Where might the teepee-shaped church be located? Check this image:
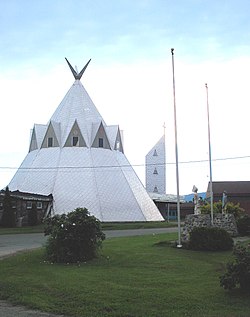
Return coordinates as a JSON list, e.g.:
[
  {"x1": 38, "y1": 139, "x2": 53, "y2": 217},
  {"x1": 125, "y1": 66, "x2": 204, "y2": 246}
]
[{"x1": 8, "y1": 58, "x2": 163, "y2": 222}]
